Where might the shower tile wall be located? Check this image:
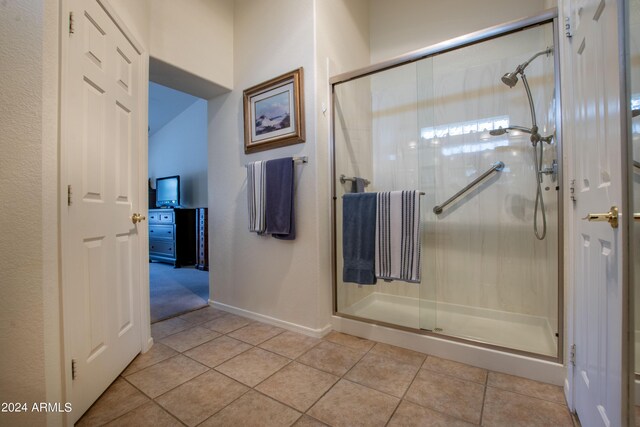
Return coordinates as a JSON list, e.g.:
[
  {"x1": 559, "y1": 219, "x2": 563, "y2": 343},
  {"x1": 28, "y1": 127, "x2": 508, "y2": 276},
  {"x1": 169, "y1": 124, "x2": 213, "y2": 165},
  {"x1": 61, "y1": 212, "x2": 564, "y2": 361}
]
[
  {"x1": 335, "y1": 23, "x2": 558, "y2": 355},
  {"x1": 419, "y1": 27, "x2": 558, "y2": 326}
]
